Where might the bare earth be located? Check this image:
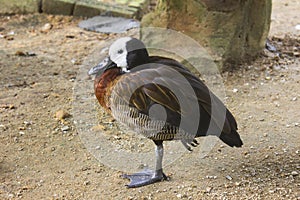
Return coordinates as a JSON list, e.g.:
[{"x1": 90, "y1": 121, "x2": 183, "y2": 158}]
[{"x1": 0, "y1": 0, "x2": 299, "y2": 199}]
